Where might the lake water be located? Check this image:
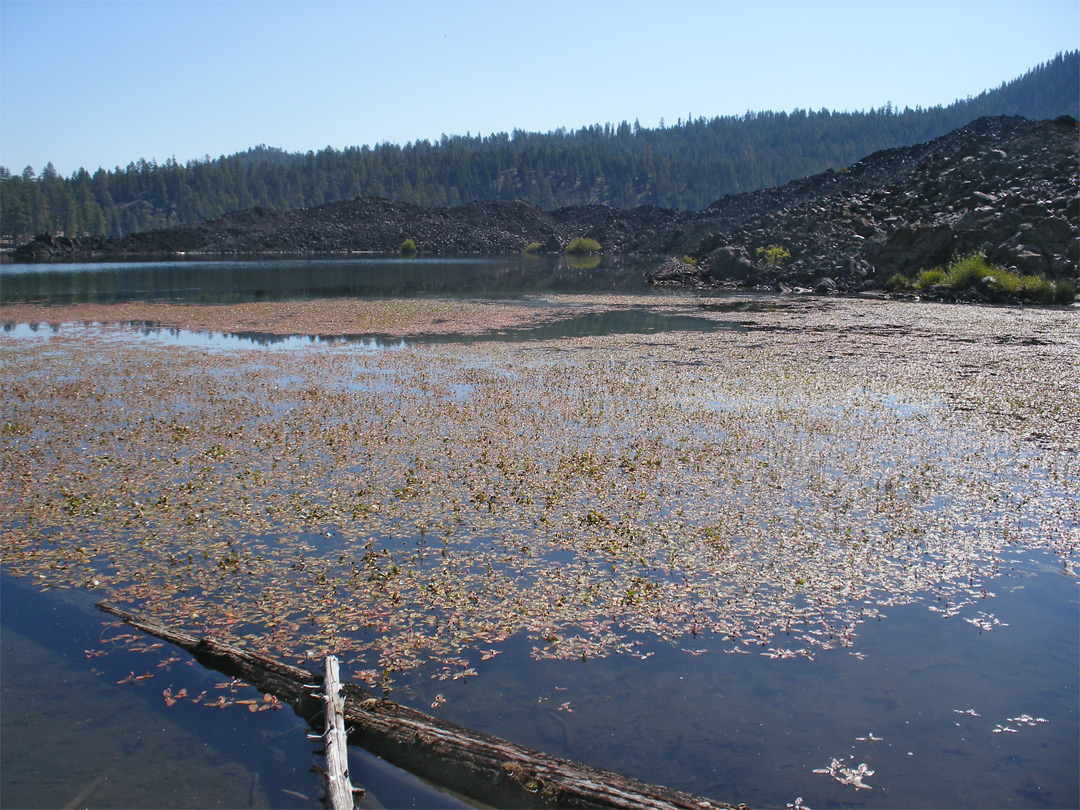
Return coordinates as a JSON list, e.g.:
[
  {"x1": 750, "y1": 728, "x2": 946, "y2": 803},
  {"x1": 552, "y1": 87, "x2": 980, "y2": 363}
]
[
  {"x1": 1, "y1": 256, "x2": 1077, "y2": 809},
  {"x1": 0, "y1": 254, "x2": 654, "y2": 304}
]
